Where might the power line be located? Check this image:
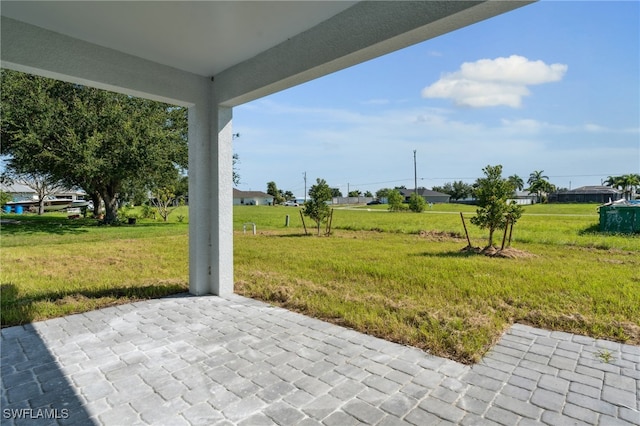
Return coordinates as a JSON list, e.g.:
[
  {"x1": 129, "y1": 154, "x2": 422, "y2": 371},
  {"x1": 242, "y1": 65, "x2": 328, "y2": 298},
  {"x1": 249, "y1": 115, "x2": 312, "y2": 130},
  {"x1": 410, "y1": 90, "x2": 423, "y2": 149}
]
[{"x1": 341, "y1": 173, "x2": 623, "y2": 189}]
